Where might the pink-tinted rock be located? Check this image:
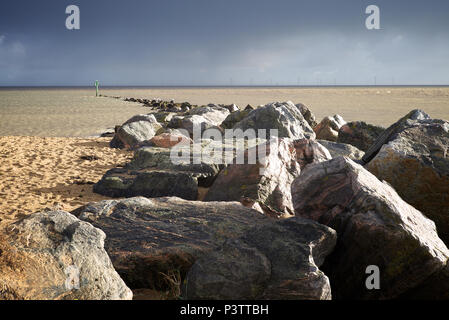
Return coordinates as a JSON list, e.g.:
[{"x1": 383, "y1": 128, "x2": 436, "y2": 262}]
[
  {"x1": 204, "y1": 138, "x2": 331, "y2": 216},
  {"x1": 149, "y1": 132, "x2": 192, "y2": 148},
  {"x1": 366, "y1": 118, "x2": 449, "y2": 245},
  {"x1": 291, "y1": 156, "x2": 449, "y2": 299},
  {"x1": 314, "y1": 115, "x2": 346, "y2": 142}
]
